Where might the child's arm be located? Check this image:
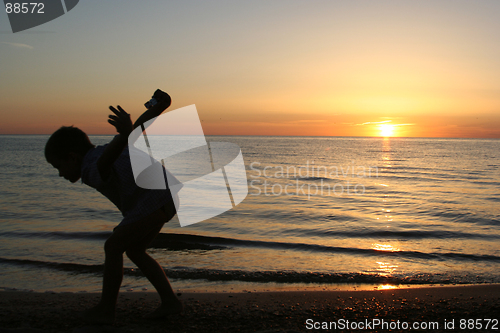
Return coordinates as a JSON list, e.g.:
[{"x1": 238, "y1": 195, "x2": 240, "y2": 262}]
[
  {"x1": 96, "y1": 106, "x2": 133, "y2": 181},
  {"x1": 96, "y1": 90, "x2": 171, "y2": 181}
]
